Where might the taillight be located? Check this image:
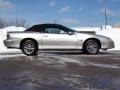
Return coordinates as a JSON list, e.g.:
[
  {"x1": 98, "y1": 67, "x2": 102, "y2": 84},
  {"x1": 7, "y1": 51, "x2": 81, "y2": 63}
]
[{"x1": 7, "y1": 34, "x2": 10, "y2": 39}]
